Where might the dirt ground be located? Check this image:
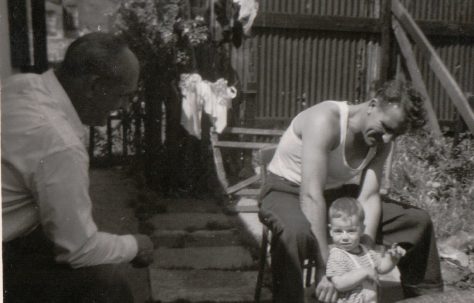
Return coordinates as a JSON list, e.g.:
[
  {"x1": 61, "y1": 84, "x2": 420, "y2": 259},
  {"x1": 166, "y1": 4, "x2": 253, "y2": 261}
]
[
  {"x1": 89, "y1": 167, "x2": 150, "y2": 303},
  {"x1": 89, "y1": 166, "x2": 474, "y2": 303}
]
